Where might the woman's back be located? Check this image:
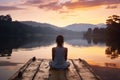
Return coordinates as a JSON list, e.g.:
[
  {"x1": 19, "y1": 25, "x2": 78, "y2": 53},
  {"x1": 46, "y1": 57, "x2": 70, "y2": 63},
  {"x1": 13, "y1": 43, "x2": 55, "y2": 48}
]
[{"x1": 53, "y1": 47, "x2": 66, "y2": 65}]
